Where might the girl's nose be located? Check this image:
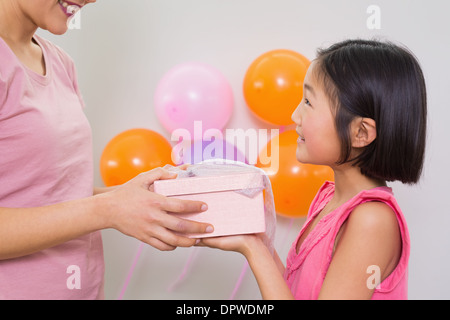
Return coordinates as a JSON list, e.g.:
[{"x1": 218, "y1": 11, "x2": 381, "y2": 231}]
[{"x1": 291, "y1": 103, "x2": 302, "y2": 126}]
